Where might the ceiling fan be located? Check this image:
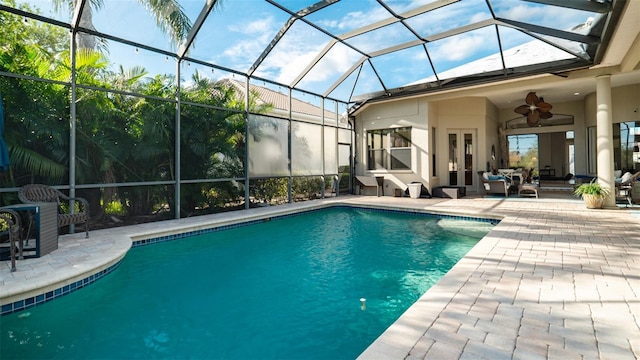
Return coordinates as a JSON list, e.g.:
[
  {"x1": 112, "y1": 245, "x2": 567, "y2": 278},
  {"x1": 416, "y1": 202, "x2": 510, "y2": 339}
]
[{"x1": 513, "y1": 92, "x2": 553, "y2": 127}]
